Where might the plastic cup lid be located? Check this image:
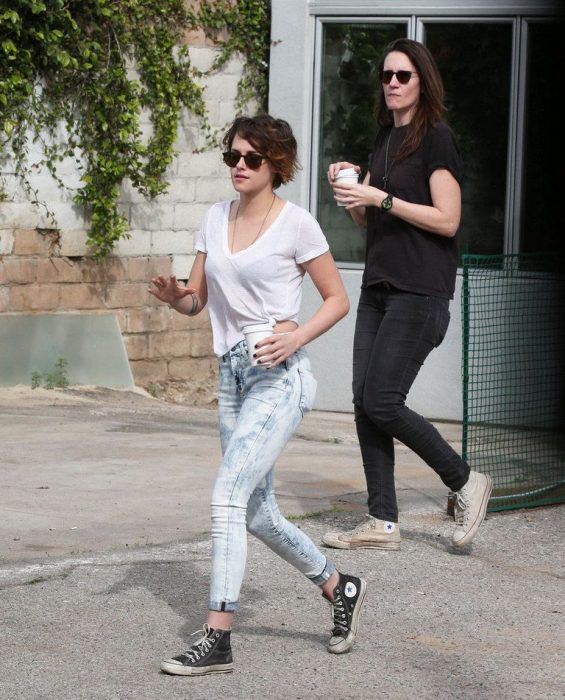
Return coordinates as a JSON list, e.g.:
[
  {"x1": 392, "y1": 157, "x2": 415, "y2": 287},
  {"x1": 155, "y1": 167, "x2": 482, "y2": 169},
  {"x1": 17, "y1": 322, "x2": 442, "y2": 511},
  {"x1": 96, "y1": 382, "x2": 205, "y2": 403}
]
[{"x1": 336, "y1": 167, "x2": 358, "y2": 179}]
